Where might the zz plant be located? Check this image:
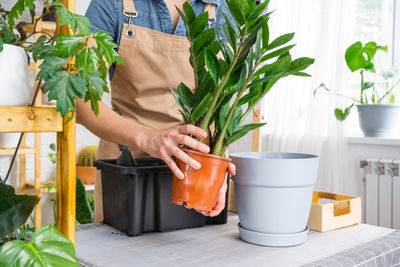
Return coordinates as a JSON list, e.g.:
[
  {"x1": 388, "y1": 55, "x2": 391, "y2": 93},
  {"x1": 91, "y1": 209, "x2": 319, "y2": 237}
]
[
  {"x1": 0, "y1": 0, "x2": 123, "y2": 119},
  {"x1": 171, "y1": 0, "x2": 314, "y2": 156}
]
